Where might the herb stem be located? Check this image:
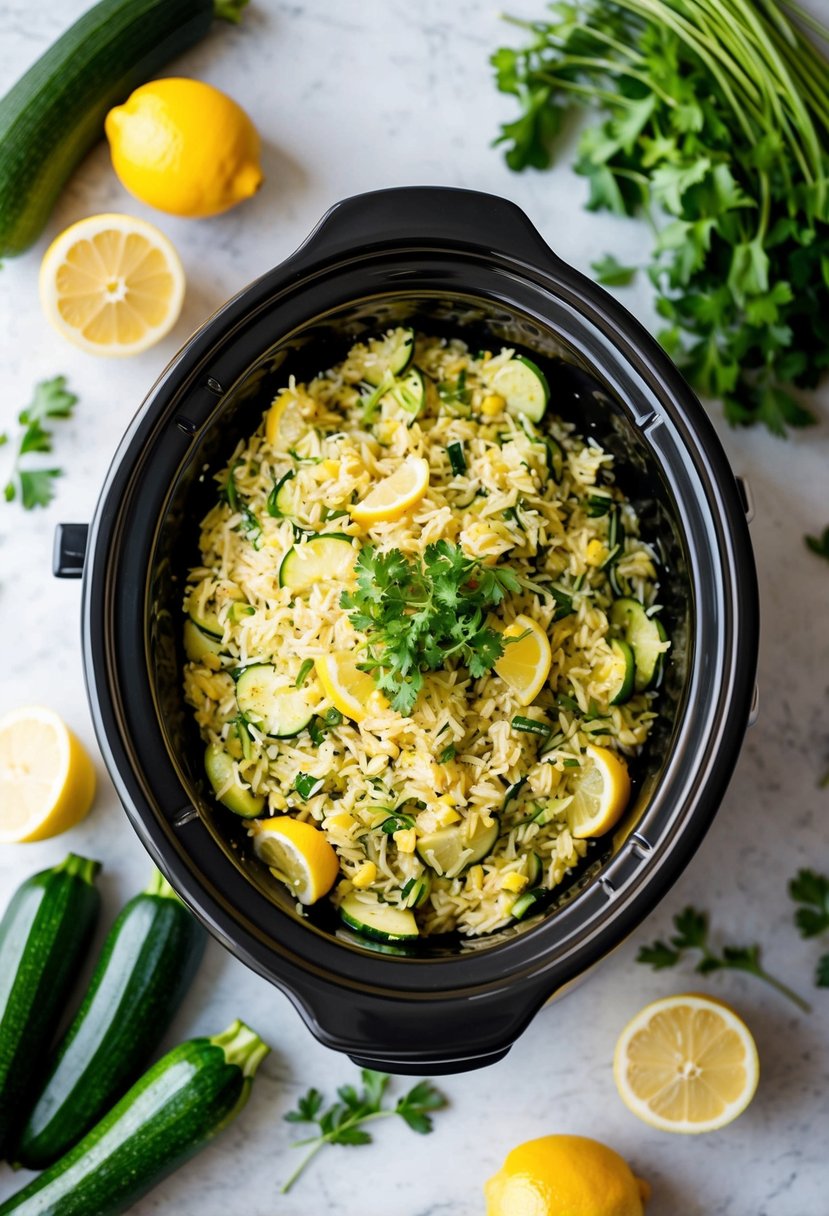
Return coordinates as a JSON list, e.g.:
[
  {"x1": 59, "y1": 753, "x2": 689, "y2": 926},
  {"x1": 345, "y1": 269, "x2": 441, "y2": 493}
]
[{"x1": 754, "y1": 967, "x2": 812, "y2": 1014}]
